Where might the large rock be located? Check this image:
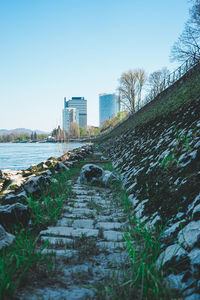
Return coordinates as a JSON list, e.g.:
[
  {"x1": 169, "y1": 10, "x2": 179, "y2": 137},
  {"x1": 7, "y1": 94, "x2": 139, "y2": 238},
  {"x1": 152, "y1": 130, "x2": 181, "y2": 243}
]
[
  {"x1": 54, "y1": 162, "x2": 69, "y2": 172},
  {"x1": 178, "y1": 221, "x2": 200, "y2": 249},
  {"x1": 79, "y1": 164, "x2": 119, "y2": 187},
  {"x1": 0, "y1": 225, "x2": 15, "y2": 250},
  {"x1": 79, "y1": 164, "x2": 104, "y2": 185},
  {"x1": 23, "y1": 175, "x2": 51, "y2": 194},
  {"x1": 1, "y1": 191, "x2": 28, "y2": 205},
  {"x1": 156, "y1": 244, "x2": 189, "y2": 272},
  {"x1": 0, "y1": 203, "x2": 30, "y2": 229}
]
